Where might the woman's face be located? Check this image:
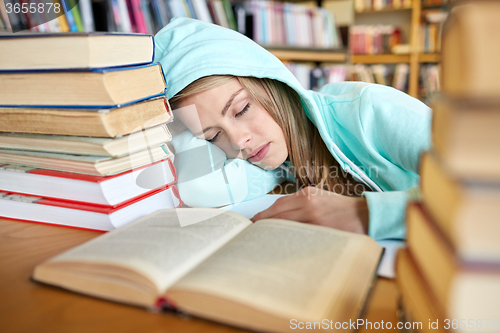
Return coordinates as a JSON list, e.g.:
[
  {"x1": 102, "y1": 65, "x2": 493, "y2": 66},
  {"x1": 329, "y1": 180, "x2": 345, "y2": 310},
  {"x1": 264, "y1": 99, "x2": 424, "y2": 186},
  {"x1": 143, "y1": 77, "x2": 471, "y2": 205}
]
[{"x1": 176, "y1": 79, "x2": 288, "y2": 170}]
